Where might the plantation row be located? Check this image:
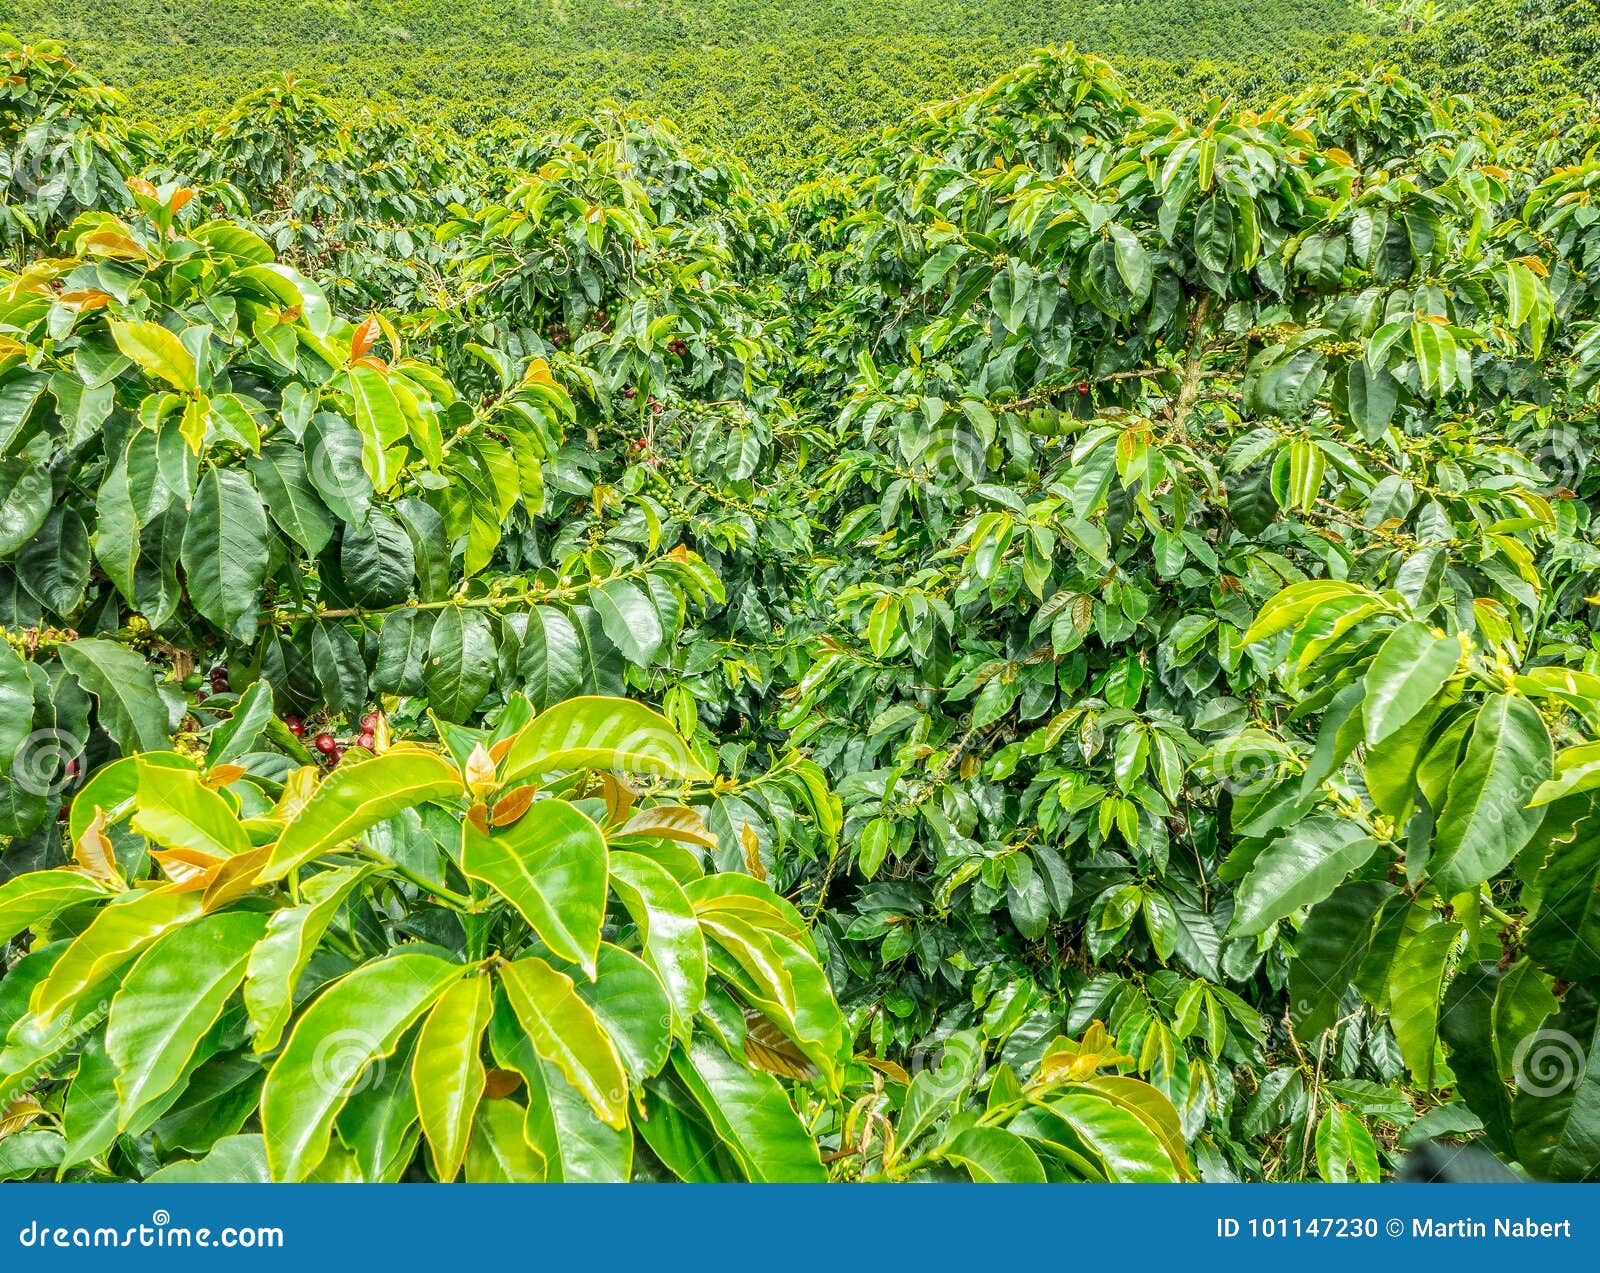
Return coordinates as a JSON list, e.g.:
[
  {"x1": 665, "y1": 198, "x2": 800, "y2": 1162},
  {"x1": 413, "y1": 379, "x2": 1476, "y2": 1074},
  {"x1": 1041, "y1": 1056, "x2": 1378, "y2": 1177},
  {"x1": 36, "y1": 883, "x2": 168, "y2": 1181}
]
[
  {"x1": 3, "y1": 0, "x2": 1597, "y2": 176},
  {"x1": 0, "y1": 33, "x2": 1599, "y2": 1183}
]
